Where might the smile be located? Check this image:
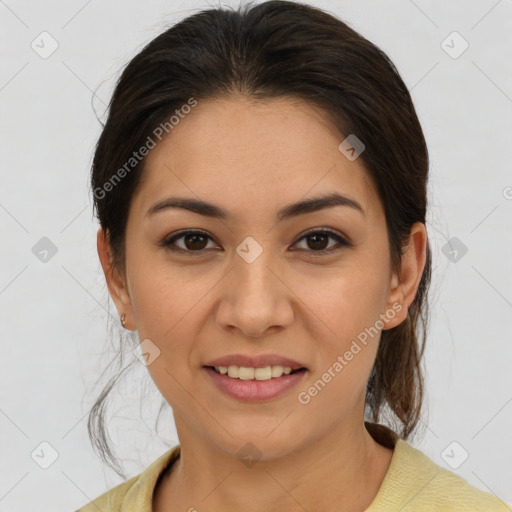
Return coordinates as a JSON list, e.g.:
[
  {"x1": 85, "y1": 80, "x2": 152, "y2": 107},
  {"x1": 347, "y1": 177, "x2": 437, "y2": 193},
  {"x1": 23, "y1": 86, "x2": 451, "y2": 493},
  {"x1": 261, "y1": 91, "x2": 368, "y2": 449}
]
[
  {"x1": 203, "y1": 366, "x2": 308, "y2": 401},
  {"x1": 211, "y1": 364, "x2": 303, "y2": 380}
]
